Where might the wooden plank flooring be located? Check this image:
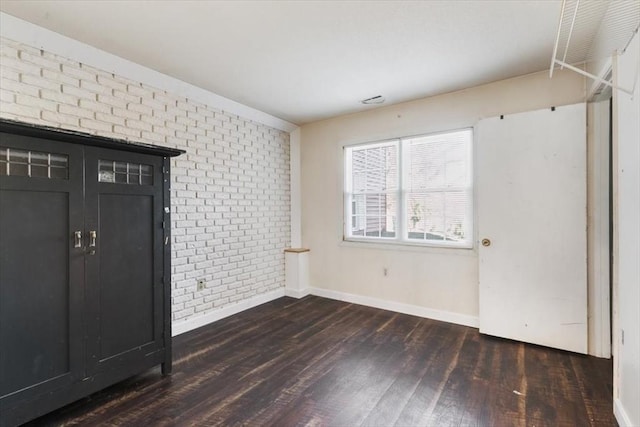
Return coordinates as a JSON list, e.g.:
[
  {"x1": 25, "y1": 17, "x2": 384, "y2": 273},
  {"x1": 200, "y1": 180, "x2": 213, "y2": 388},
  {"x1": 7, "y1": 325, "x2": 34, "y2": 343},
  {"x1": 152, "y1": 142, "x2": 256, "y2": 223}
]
[{"x1": 26, "y1": 296, "x2": 616, "y2": 426}]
